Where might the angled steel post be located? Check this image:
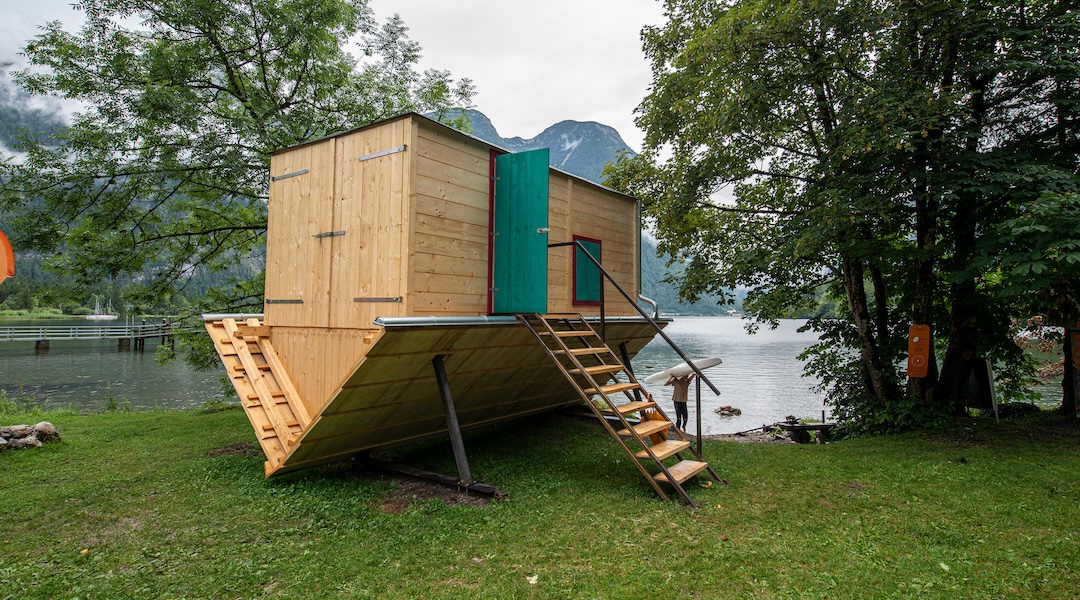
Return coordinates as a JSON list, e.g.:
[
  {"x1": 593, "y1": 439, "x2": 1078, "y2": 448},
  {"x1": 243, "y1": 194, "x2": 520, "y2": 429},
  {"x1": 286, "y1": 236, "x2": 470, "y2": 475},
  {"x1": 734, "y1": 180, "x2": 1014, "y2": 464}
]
[{"x1": 432, "y1": 354, "x2": 473, "y2": 485}]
